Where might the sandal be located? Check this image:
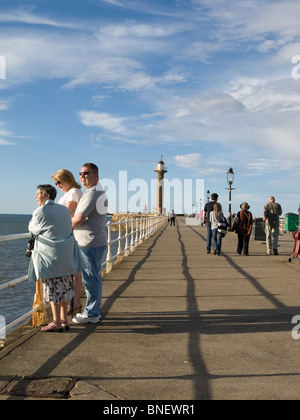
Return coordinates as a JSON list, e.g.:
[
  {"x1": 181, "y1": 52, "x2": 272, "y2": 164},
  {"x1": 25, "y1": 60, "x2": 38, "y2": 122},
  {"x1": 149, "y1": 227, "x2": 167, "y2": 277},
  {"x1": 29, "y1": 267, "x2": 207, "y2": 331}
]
[
  {"x1": 61, "y1": 322, "x2": 70, "y2": 331},
  {"x1": 41, "y1": 323, "x2": 63, "y2": 333}
]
